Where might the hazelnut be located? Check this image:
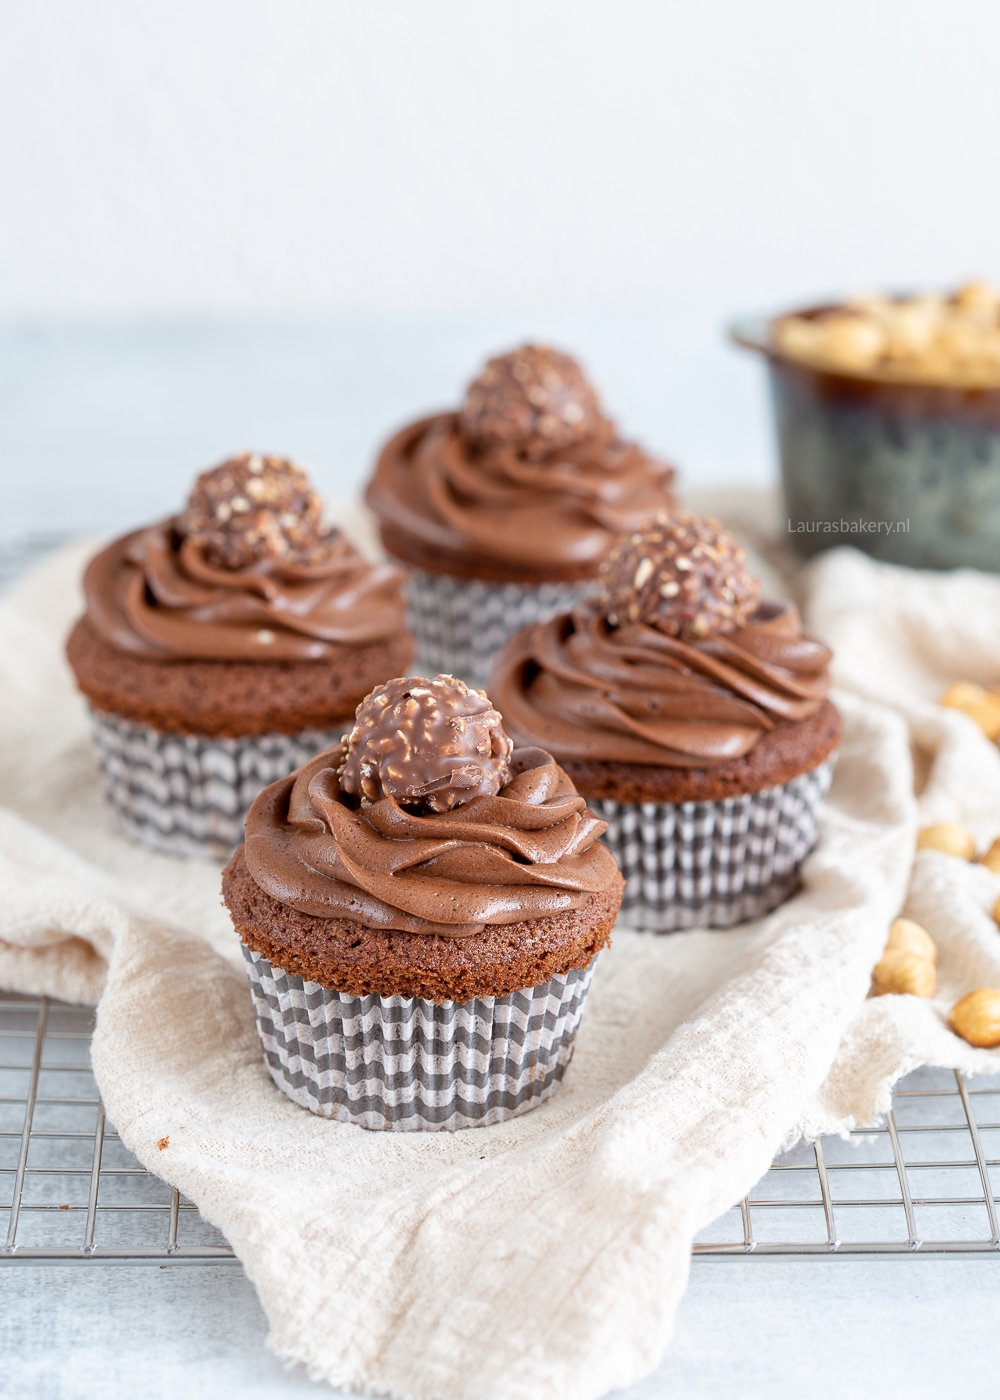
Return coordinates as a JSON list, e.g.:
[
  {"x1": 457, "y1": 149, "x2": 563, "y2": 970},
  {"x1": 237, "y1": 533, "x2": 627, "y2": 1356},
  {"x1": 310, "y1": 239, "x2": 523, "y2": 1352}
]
[
  {"x1": 939, "y1": 681, "x2": 1000, "y2": 741},
  {"x1": 770, "y1": 283, "x2": 1000, "y2": 387},
  {"x1": 949, "y1": 988, "x2": 1000, "y2": 1048},
  {"x1": 916, "y1": 822, "x2": 977, "y2": 860},
  {"x1": 980, "y1": 837, "x2": 1000, "y2": 875},
  {"x1": 871, "y1": 949, "x2": 936, "y2": 999},
  {"x1": 871, "y1": 919, "x2": 937, "y2": 998},
  {"x1": 817, "y1": 314, "x2": 886, "y2": 371},
  {"x1": 886, "y1": 917, "x2": 937, "y2": 963}
]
